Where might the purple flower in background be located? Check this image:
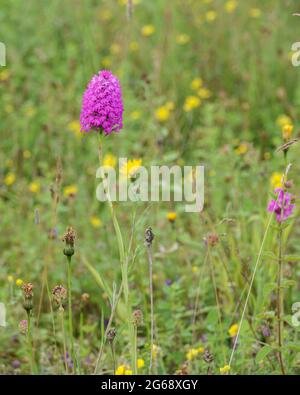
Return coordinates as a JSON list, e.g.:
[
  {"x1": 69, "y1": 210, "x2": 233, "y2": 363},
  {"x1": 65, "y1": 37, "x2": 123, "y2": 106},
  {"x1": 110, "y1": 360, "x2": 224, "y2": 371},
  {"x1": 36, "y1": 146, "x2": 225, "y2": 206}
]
[
  {"x1": 268, "y1": 188, "x2": 295, "y2": 223},
  {"x1": 80, "y1": 70, "x2": 123, "y2": 135},
  {"x1": 165, "y1": 279, "x2": 172, "y2": 286},
  {"x1": 12, "y1": 360, "x2": 21, "y2": 369}
]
